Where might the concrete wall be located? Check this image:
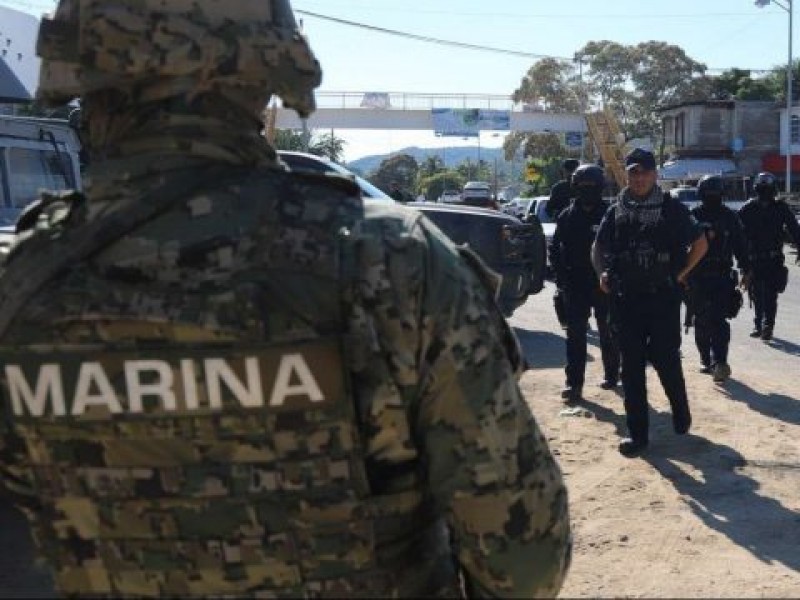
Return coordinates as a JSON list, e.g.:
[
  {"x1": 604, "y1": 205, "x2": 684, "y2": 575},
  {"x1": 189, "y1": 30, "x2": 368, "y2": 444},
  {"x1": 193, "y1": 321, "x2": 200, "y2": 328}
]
[
  {"x1": 737, "y1": 102, "x2": 779, "y2": 177},
  {"x1": 661, "y1": 101, "x2": 779, "y2": 176}
]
